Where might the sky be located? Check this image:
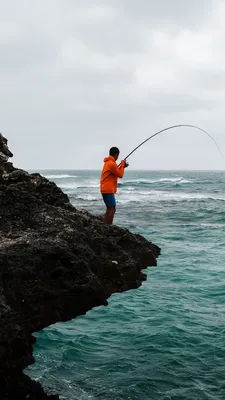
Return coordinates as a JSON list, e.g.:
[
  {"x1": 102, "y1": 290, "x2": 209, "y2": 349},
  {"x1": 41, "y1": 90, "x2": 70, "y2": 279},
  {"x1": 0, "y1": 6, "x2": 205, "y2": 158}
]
[{"x1": 1, "y1": 0, "x2": 225, "y2": 170}]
